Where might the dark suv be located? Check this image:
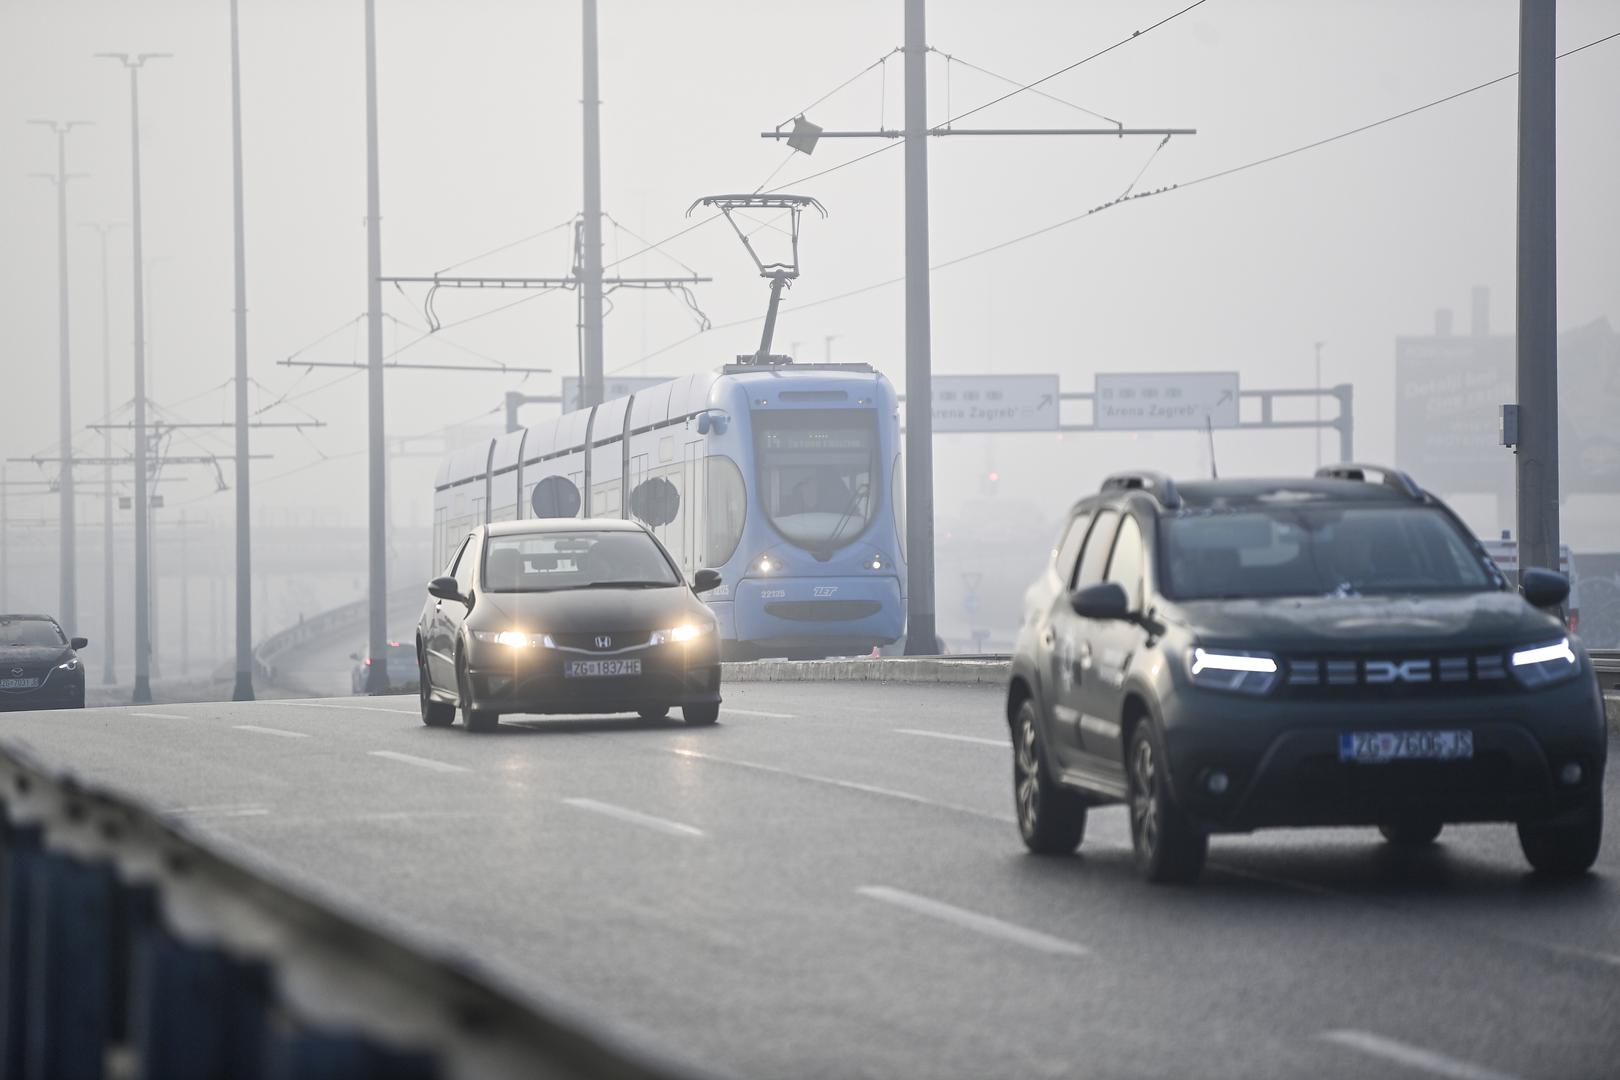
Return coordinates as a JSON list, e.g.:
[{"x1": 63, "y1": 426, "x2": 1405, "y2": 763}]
[{"x1": 1006, "y1": 466, "x2": 1606, "y2": 884}]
